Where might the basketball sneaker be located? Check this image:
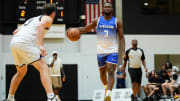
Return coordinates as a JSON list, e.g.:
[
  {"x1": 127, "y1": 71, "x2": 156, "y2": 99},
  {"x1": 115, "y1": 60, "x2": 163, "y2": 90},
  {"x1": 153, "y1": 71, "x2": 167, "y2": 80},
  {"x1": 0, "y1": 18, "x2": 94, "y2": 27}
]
[
  {"x1": 104, "y1": 95, "x2": 111, "y2": 101},
  {"x1": 4, "y1": 99, "x2": 15, "y2": 101},
  {"x1": 47, "y1": 95, "x2": 58, "y2": 101}
]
